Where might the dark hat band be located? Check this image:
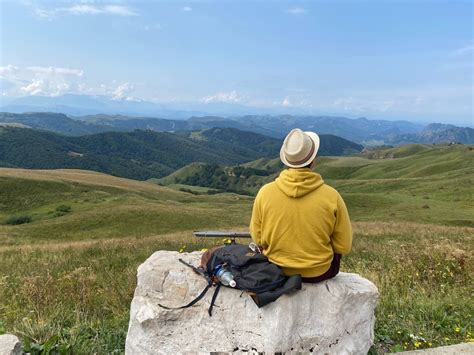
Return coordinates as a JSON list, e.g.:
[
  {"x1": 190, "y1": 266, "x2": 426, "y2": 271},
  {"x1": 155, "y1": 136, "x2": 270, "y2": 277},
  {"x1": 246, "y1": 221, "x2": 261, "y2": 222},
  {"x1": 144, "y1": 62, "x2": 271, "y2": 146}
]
[{"x1": 286, "y1": 139, "x2": 315, "y2": 165}]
